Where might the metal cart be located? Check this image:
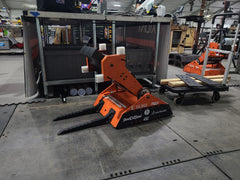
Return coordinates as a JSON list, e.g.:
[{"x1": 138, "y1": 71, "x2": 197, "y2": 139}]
[
  {"x1": 160, "y1": 12, "x2": 240, "y2": 104},
  {"x1": 160, "y1": 73, "x2": 229, "y2": 104}
]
